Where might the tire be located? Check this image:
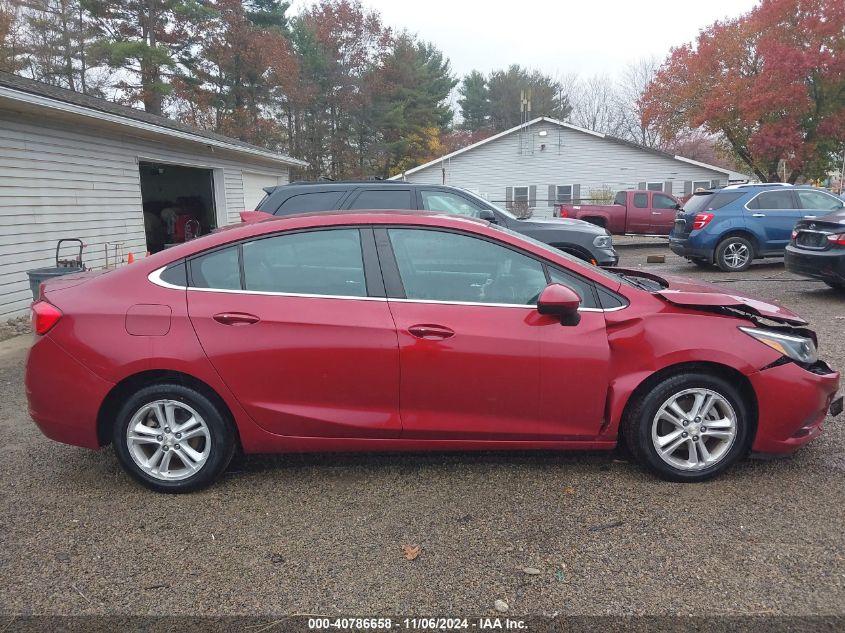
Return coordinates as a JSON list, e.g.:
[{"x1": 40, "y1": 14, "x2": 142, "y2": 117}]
[
  {"x1": 715, "y1": 236, "x2": 754, "y2": 272},
  {"x1": 112, "y1": 383, "x2": 235, "y2": 493},
  {"x1": 622, "y1": 372, "x2": 751, "y2": 482},
  {"x1": 690, "y1": 259, "x2": 711, "y2": 269}
]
